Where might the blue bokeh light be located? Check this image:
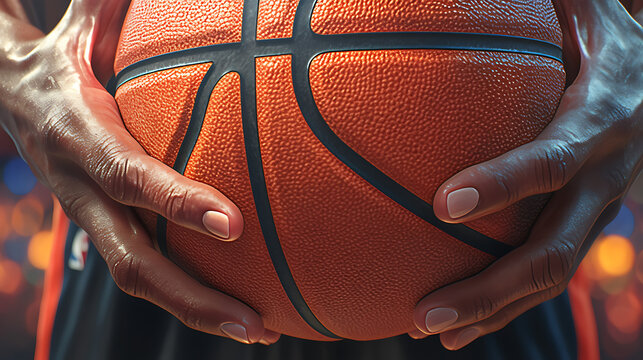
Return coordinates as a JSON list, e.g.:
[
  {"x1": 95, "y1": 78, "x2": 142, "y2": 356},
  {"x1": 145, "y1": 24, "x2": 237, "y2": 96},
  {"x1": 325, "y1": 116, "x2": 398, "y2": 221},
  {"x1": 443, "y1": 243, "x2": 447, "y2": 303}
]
[
  {"x1": 603, "y1": 205, "x2": 635, "y2": 238},
  {"x1": 3, "y1": 157, "x2": 37, "y2": 195},
  {"x1": 3, "y1": 238, "x2": 29, "y2": 263}
]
